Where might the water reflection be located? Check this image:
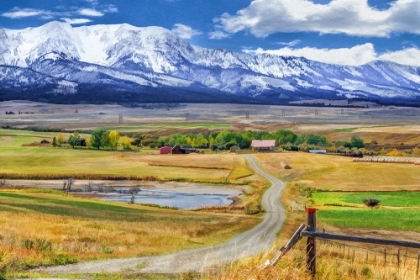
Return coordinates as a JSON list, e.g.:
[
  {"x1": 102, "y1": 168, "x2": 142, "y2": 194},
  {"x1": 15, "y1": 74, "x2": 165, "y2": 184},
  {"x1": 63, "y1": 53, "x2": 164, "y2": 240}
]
[{"x1": 97, "y1": 189, "x2": 233, "y2": 209}]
